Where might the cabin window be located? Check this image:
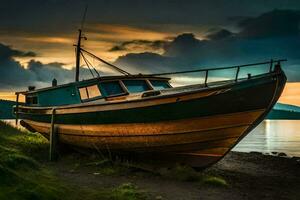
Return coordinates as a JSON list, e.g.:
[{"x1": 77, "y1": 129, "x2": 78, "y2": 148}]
[
  {"x1": 100, "y1": 81, "x2": 125, "y2": 96},
  {"x1": 122, "y1": 80, "x2": 151, "y2": 93},
  {"x1": 150, "y1": 80, "x2": 171, "y2": 90},
  {"x1": 79, "y1": 84, "x2": 101, "y2": 100},
  {"x1": 26, "y1": 96, "x2": 38, "y2": 105}
]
